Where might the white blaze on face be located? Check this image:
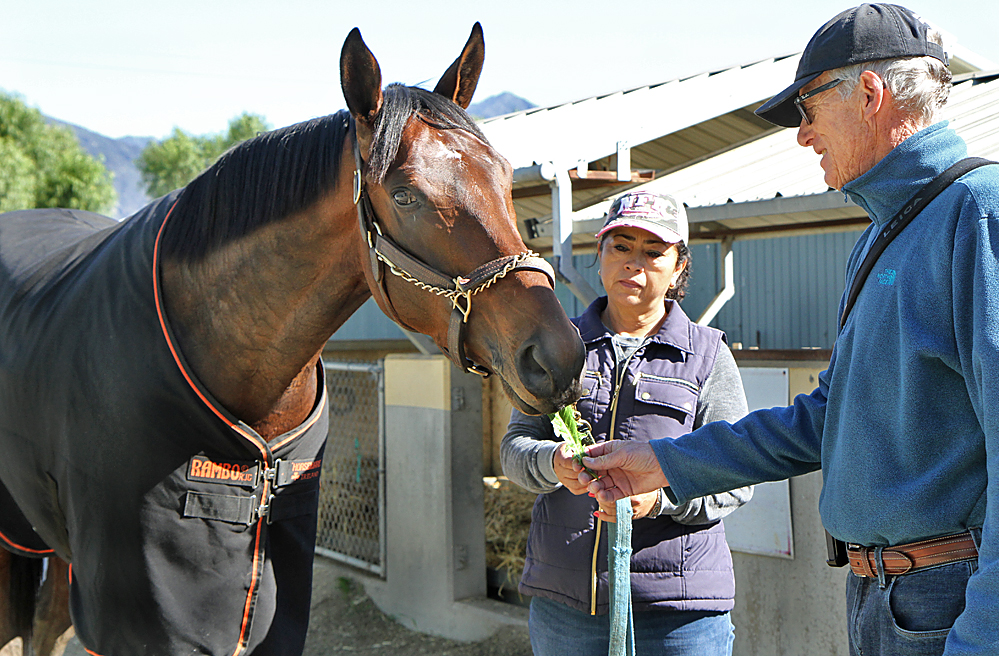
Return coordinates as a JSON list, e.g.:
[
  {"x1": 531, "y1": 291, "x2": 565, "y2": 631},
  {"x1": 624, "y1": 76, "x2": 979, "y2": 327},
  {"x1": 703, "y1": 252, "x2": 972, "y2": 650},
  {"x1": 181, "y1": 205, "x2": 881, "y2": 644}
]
[
  {"x1": 405, "y1": 129, "x2": 502, "y2": 233},
  {"x1": 415, "y1": 140, "x2": 472, "y2": 228},
  {"x1": 431, "y1": 140, "x2": 464, "y2": 162}
]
